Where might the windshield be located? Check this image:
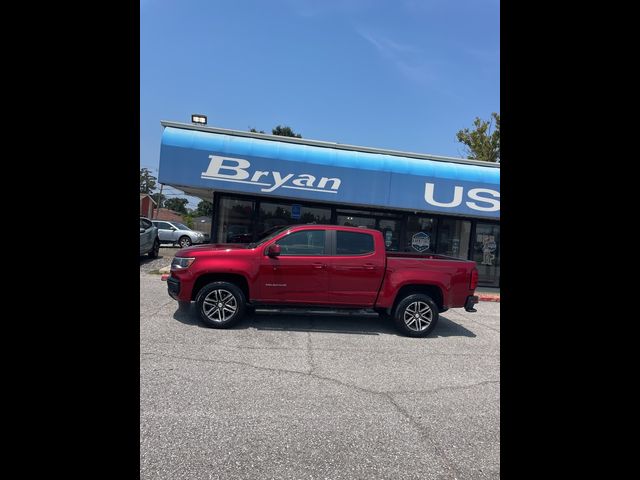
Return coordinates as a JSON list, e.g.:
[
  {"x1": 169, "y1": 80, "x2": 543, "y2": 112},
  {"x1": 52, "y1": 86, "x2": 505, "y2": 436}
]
[
  {"x1": 247, "y1": 226, "x2": 290, "y2": 249},
  {"x1": 173, "y1": 223, "x2": 191, "y2": 230}
]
